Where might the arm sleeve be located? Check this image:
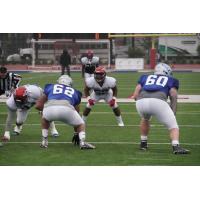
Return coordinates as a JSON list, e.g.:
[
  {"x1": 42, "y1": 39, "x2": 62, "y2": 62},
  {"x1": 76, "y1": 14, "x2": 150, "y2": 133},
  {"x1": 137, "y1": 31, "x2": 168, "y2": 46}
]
[{"x1": 110, "y1": 77, "x2": 117, "y2": 88}]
